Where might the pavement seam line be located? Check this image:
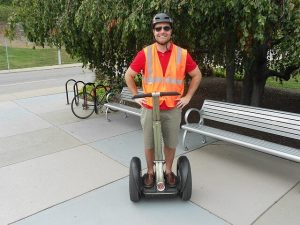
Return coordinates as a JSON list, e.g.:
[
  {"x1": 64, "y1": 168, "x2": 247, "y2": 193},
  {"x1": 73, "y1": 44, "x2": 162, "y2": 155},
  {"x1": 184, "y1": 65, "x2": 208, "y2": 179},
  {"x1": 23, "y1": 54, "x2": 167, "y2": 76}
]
[
  {"x1": 189, "y1": 200, "x2": 233, "y2": 225},
  {"x1": 250, "y1": 180, "x2": 300, "y2": 225},
  {"x1": 7, "y1": 176, "x2": 129, "y2": 225}
]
